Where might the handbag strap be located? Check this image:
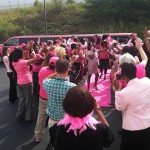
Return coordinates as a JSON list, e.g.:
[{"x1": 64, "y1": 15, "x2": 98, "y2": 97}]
[{"x1": 54, "y1": 126, "x2": 61, "y2": 150}]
